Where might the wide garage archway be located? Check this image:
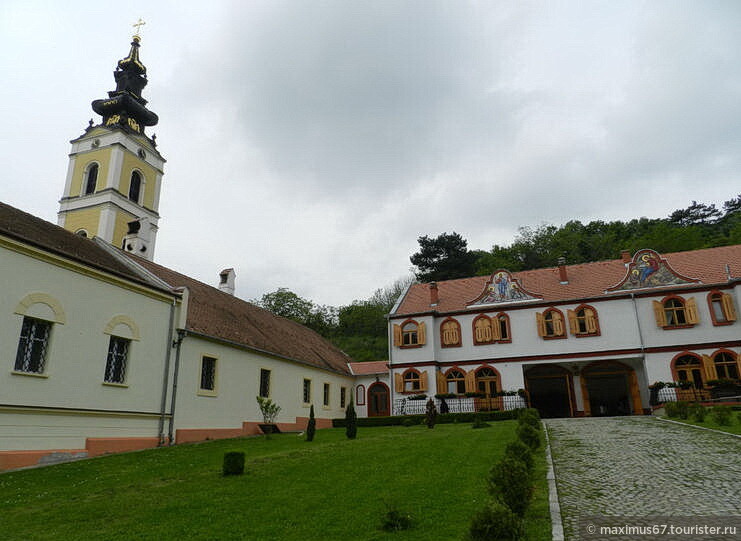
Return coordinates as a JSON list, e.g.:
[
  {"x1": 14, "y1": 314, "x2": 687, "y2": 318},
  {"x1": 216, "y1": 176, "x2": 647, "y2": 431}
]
[
  {"x1": 524, "y1": 364, "x2": 574, "y2": 418},
  {"x1": 580, "y1": 360, "x2": 642, "y2": 416}
]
